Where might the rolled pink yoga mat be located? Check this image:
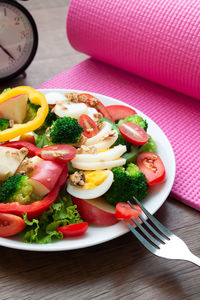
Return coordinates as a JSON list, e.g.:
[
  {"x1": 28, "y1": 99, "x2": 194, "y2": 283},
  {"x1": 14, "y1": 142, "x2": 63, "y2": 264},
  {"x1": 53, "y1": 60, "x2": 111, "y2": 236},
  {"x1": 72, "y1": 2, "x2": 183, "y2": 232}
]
[{"x1": 39, "y1": 0, "x2": 200, "y2": 211}]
